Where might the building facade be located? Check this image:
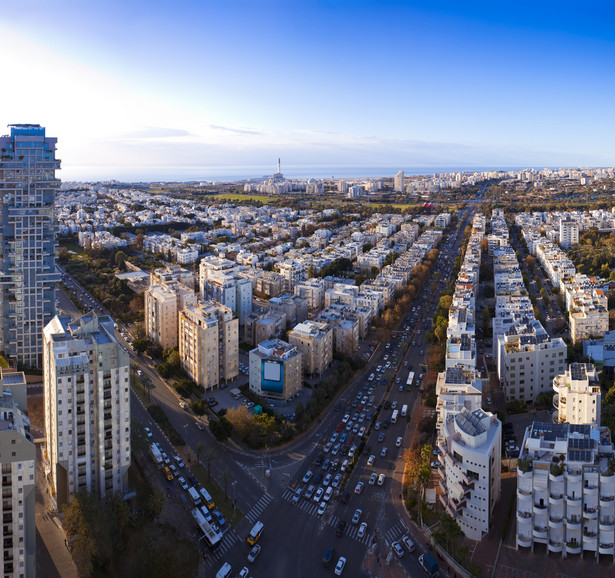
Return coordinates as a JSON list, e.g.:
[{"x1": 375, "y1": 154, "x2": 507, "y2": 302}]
[
  {"x1": 178, "y1": 302, "x2": 239, "y2": 390},
  {"x1": 288, "y1": 321, "x2": 333, "y2": 376},
  {"x1": 0, "y1": 124, "x2": 60, "y2": 367},
  {"x1": 553, "y1": 363, "x2": 601, "y2": 425},
  {"x1": 43, "y1": 314, "x2": 131, "y2": 507},
  {"x1": 0, "y1": 391, "x2": 36, "y2": 578},
  {"x1": 249, "y1": 339, "x2": 302, "y2": 401},
  {"x1": 516, "y1": 422, "x2": 615, "y2": 561}
]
